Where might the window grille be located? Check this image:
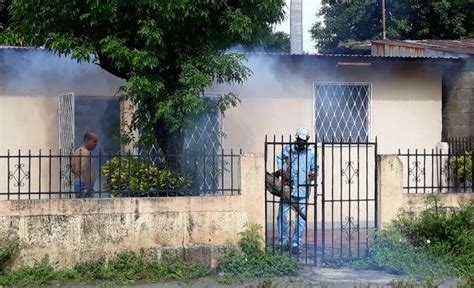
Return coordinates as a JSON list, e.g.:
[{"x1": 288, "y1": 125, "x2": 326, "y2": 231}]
[
  {"x1": 58, "y1": 92, "x2": 75, "y2": 196},
  {"x1": 314, "y1": 83, "x2": 370, "y2": 142},
  {"x1": 183, "y1": 94, "x2": 223, "y2": 194}
]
